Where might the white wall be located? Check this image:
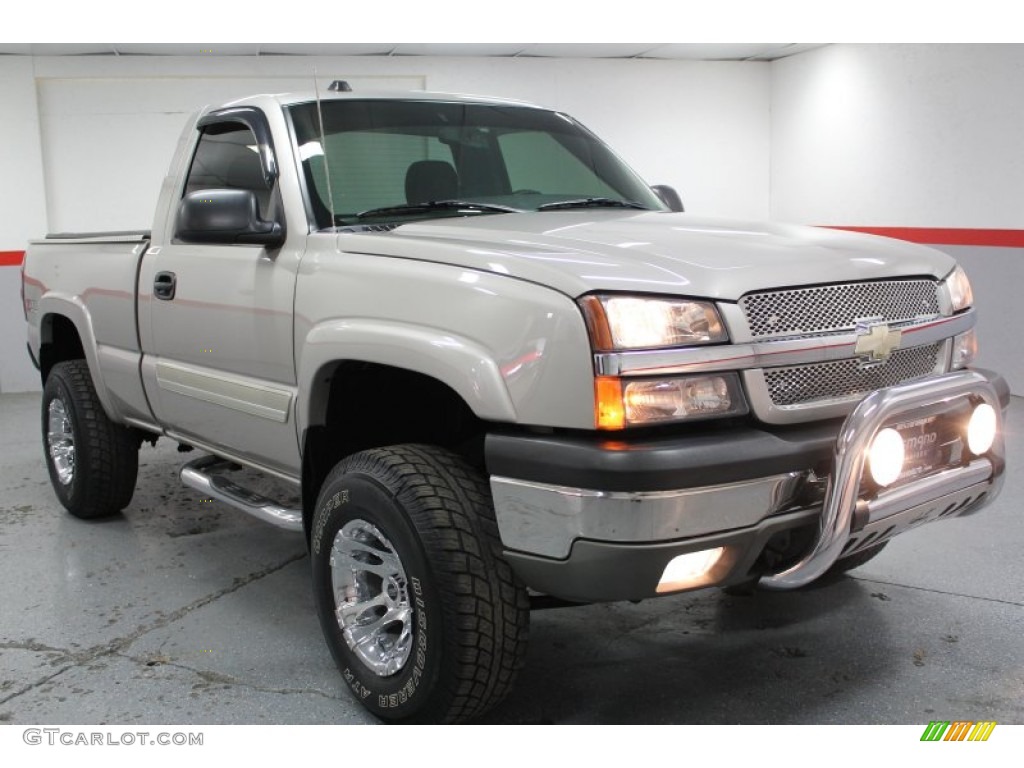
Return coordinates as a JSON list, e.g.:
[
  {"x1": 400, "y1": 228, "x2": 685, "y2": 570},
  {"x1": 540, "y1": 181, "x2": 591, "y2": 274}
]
[
  {"x1": 771, "y1": 44, "x2": 1024, "y2": 228},
  {"x1": 37, "y1": 73, "x2": 425, "y2": 233},
  {"x1": 0, "y1": 54, "x2": 771, "y2": 392},
  {"x1": 0, "y1": 57, "x2": 48, "y2": 393},
  {"x1": 32, "y1": 55, "x2": 771, "y2": 234},
  {"x1": 771, "y1": 44, "x2": 1024, "y2": 393}
]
